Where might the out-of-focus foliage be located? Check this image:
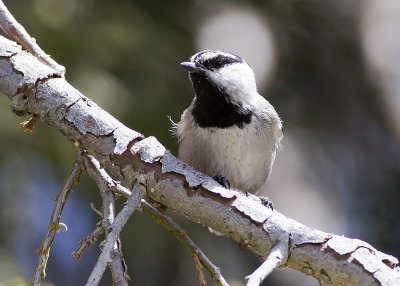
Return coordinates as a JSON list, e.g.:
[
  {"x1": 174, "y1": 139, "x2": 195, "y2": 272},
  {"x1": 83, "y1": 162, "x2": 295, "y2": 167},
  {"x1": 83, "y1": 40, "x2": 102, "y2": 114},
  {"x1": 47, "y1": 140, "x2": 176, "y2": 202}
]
[{"x1": 0, "y1": 0, "x2": 399, "y2": 285}]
